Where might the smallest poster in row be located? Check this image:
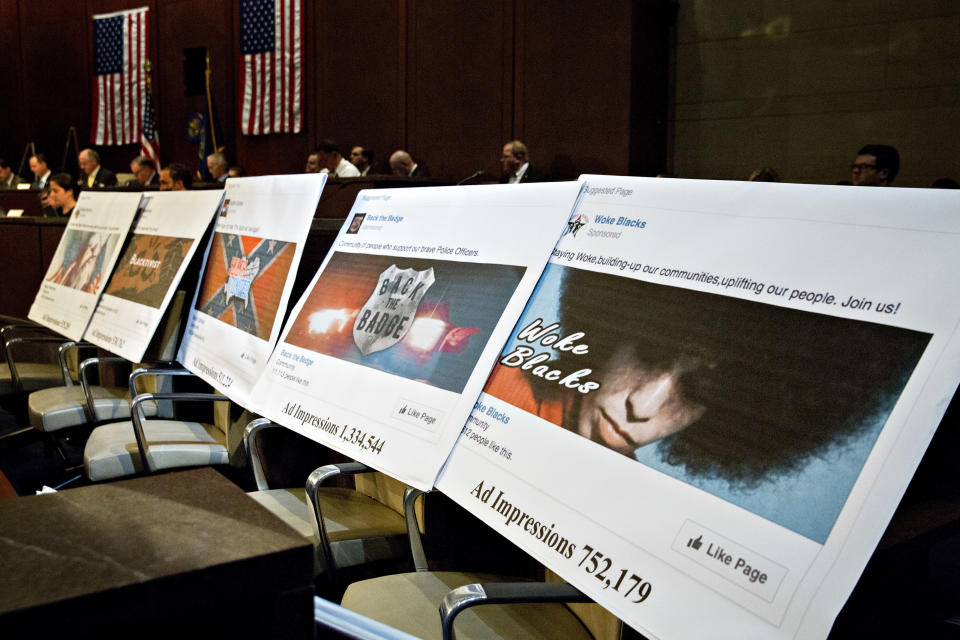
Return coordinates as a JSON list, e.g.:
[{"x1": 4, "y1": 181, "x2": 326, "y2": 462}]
[{"x1": 29, "y1": 191, "x2": 142, "y2": 341}]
